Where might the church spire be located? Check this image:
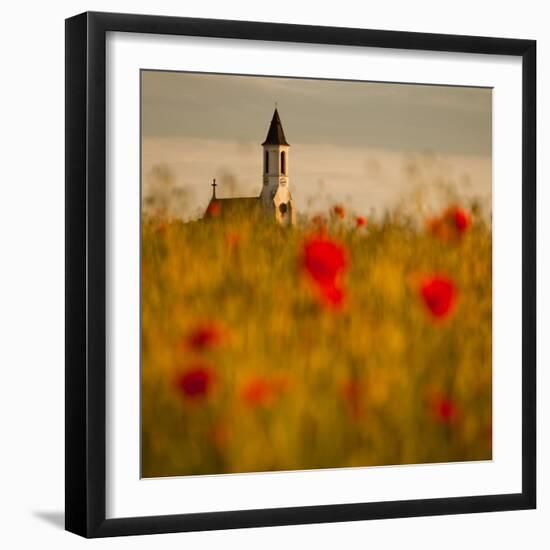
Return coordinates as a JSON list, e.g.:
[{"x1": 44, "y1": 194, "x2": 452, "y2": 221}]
[
  {"x1": 211, "y1": 178, "x2": 217, "y2": 199},
  {"x1": 262, "y1": 108, "x2": 290, "y2": 146},
  {"x1": 260, "y1": 108, "x2": 294, "y2": 226}
]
